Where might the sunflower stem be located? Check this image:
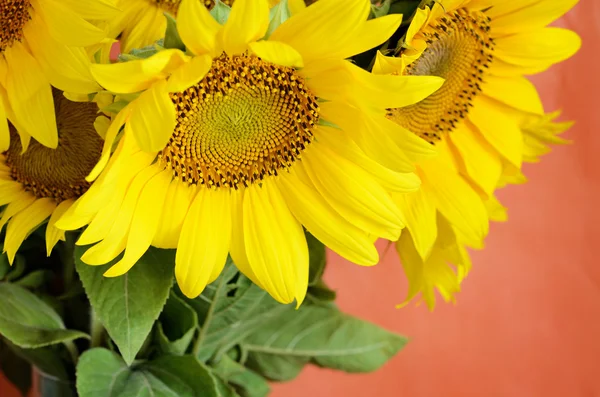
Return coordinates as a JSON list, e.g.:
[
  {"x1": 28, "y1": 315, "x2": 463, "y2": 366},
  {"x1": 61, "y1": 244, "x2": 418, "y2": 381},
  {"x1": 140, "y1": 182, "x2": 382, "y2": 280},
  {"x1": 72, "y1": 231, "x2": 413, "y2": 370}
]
[{"x1": 90, "y1": 309, "x2": 104, "y2": 348}]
